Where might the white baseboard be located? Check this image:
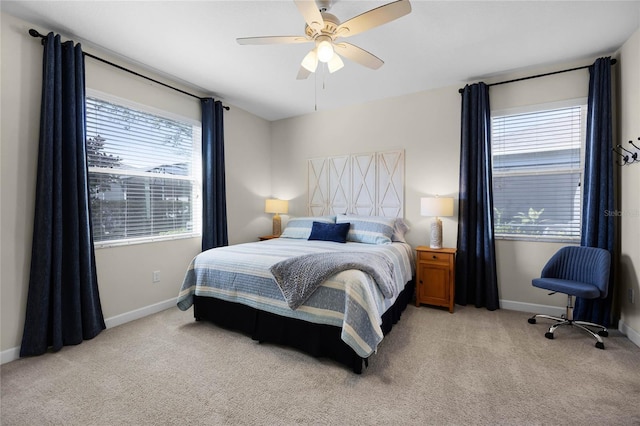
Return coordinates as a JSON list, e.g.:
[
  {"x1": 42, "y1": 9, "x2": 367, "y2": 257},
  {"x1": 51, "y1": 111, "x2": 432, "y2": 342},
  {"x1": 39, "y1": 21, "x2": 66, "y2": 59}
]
[
  {"x1": 103, "y1": 298, "x2": 177, "y2": 329},
  {"x1": 1, "y1": 347, "x2": 21, "y2": 365},
  {"x1": 1, "y1": 298, "x2": 177, "y2": 365},
  {"x1": 500, "y1": 299, "x2": 565, "y2": 317},
  {"x1": 618, "y1": 319, "x2": 640, "y2": 348}
]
